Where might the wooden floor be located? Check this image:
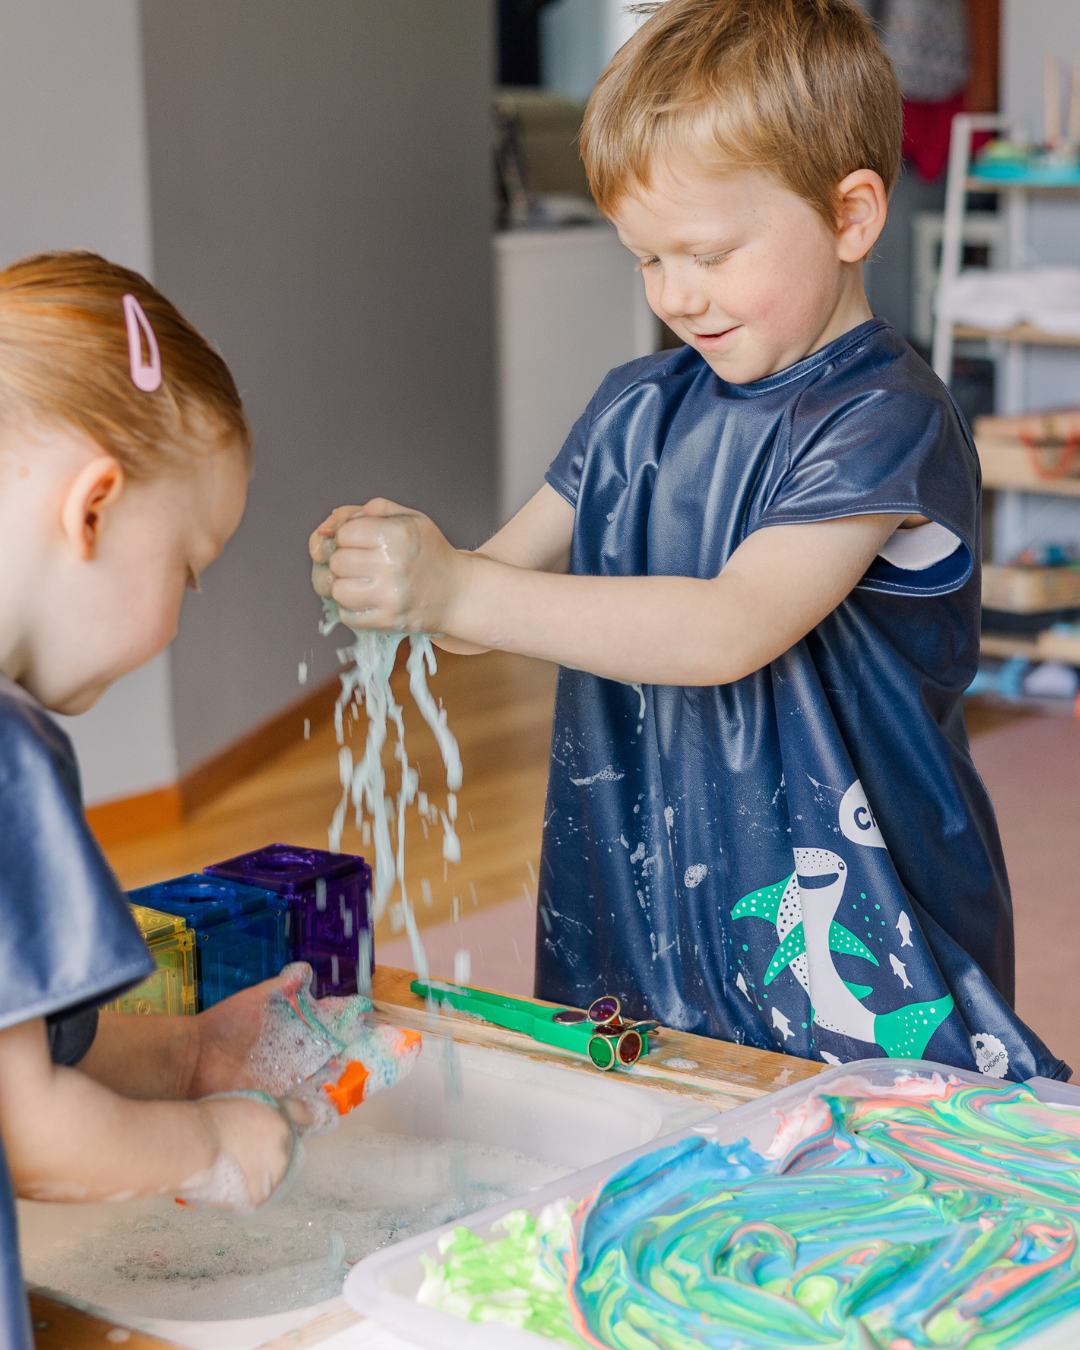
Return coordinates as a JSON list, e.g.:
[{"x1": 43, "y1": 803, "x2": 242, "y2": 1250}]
[
  {"x1": 101, "y1": 659, "x2": 1042, "y2": 952},
  {"x1": 104, "y1": 650, "x2": 558, "y2": 945}
]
